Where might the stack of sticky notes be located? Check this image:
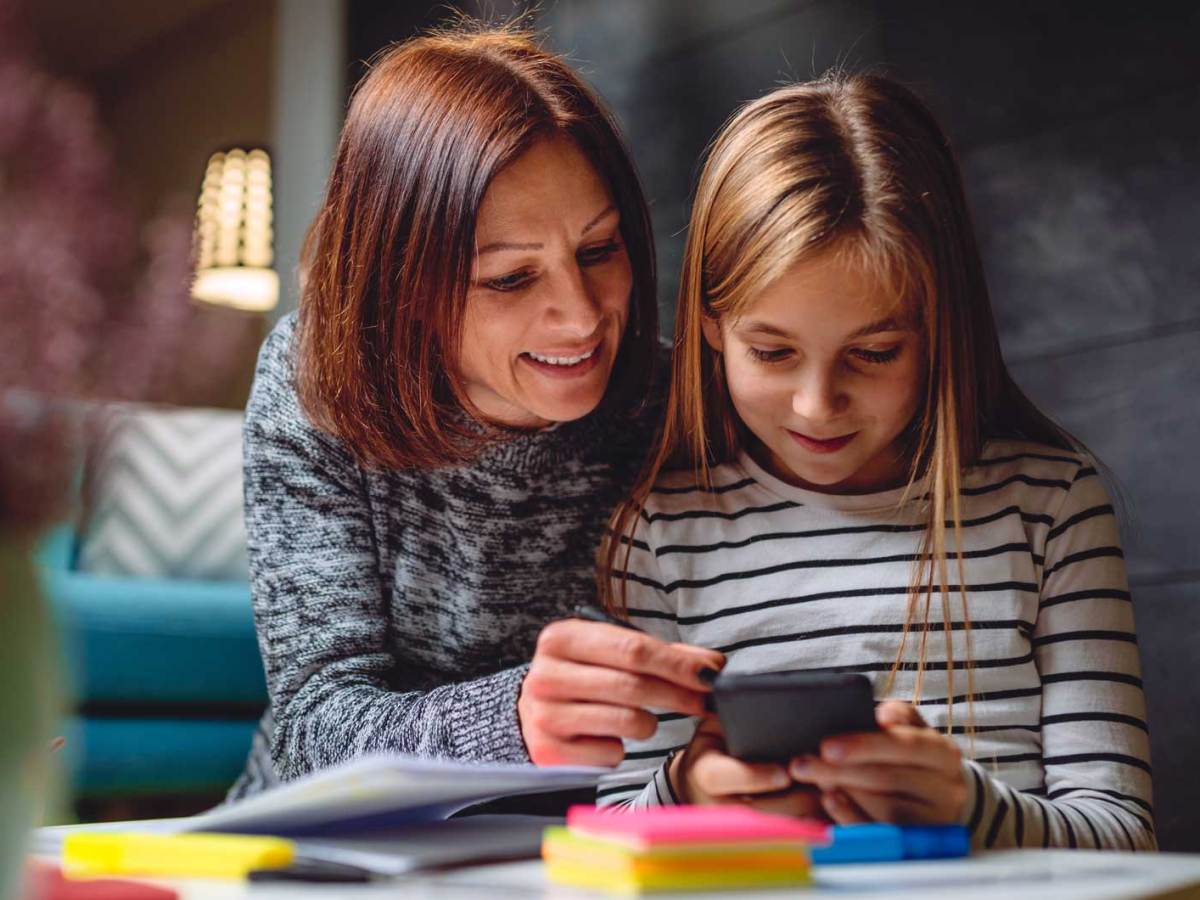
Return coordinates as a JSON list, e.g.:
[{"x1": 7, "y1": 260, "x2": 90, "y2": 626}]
[{"x1": 543, "y1": 805, "x2": 830, "y2": 893}]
